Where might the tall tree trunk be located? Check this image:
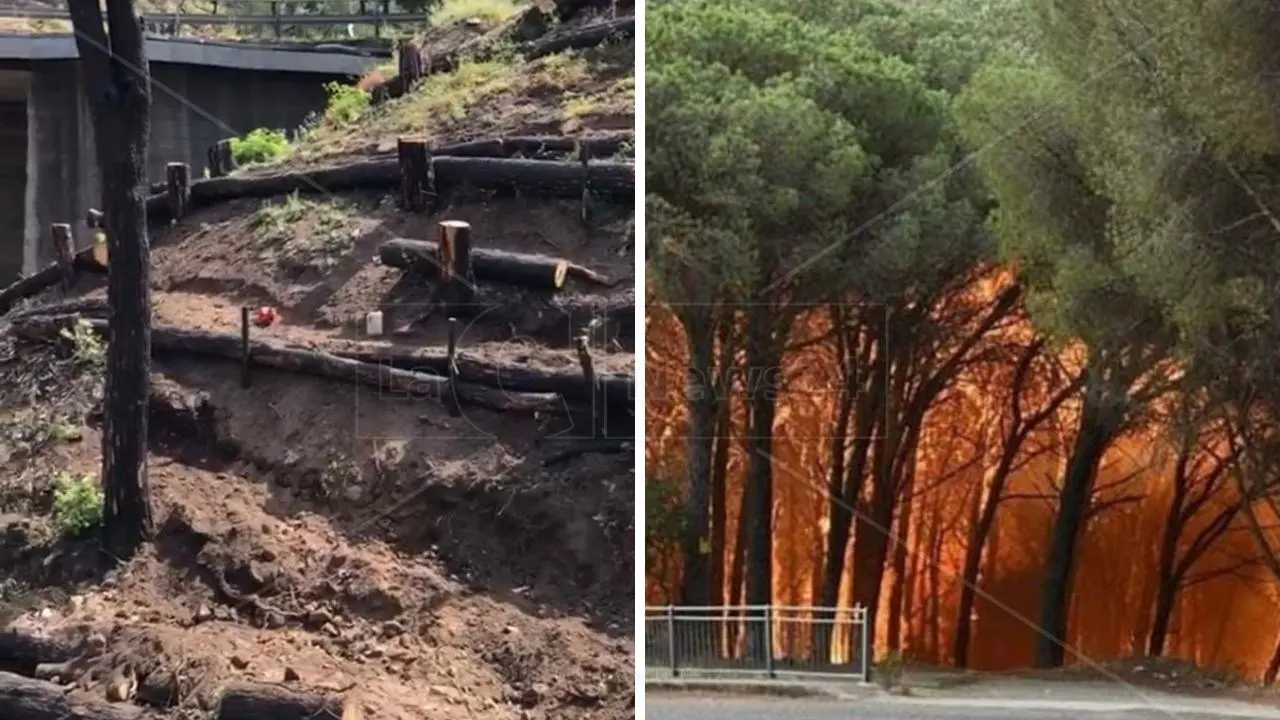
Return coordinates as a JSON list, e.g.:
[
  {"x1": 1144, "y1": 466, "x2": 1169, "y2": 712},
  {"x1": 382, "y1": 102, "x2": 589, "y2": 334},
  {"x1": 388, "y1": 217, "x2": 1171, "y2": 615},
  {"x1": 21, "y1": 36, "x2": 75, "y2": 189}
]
[
  {"x1": 886, "y1": 446, "x2": 917, "y2": 654},
  {"x1": 904, "y1": 506, "x2": 927, "y2": 651},
  {"x1": 679, "y1": 324, "x2": 716, "y2": 607},
  {"x1": 709, "y1": 431, "x2": 730, "y2": 604},
  {"x1": 742, "y1": 332, "x2": 780, "y2": 663},
  {"x1": 69, "y1": 0, "x2": 155, "y2": 560},
  {"x1": 850, "y1": 391, "x2": 924, "y2": 661},
  {"x1": 709, "y1": 323, "x2": 735, "y2": 609},
  {"x1": 1147, "y1": 444, "x2": 1189, "y2": 657},
  {"x1": 816, "y1": 340, "x2": 883, "y2": 663},
  {"x1": 727, "y1": 479, "x2": 749, "y2": 652},
  {"x1": 1035, "y1": 388, "x2": 1120, "y2": 668},
  {"x1": 926, "y1": 502, "x2": 944, "y2": 659},
  {"x1": 954, "y1": 438, "x2": 1022, "y2": 667}
]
